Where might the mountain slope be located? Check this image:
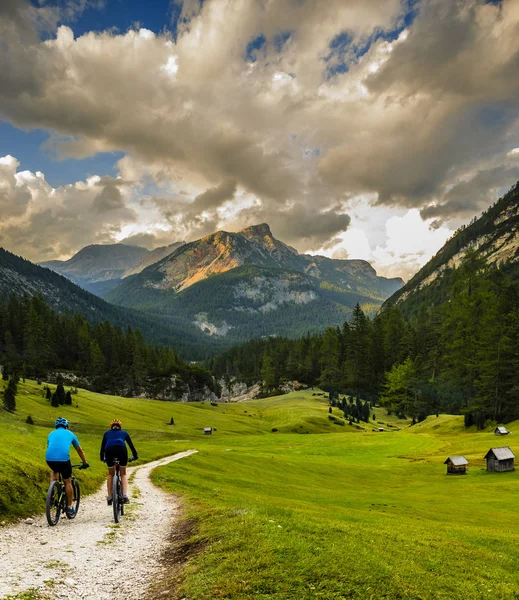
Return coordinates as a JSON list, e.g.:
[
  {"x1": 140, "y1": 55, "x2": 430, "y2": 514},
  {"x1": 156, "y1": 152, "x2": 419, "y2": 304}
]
[
  {"x1": 122, "y1": 242, "x2": 185, "y2": 278},
  {"x1": 0, "y1": 247, "x2": 219, "y2": 358},
  {"x1": 385, "y1": 181, "x2": 519, "y2": 314},
  {"x1": 105, "y1": 224, "x2": 402, "y2": 342}
]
